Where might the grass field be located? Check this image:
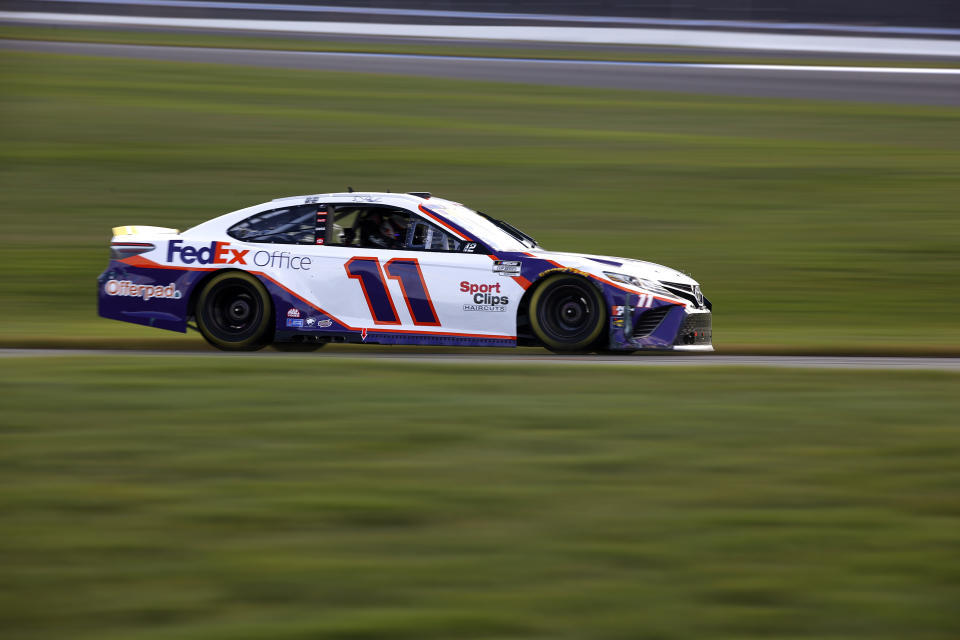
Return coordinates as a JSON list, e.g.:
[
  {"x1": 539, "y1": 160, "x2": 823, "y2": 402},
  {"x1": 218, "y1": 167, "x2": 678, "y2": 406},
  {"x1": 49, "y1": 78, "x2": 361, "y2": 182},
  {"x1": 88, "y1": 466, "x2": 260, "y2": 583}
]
[
  {"x1": 1, "y1": 50, "x2": 959, "y2": 352},
  {"x1": 2, "y1": 357, "x2": 959, "y2": 639}
]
